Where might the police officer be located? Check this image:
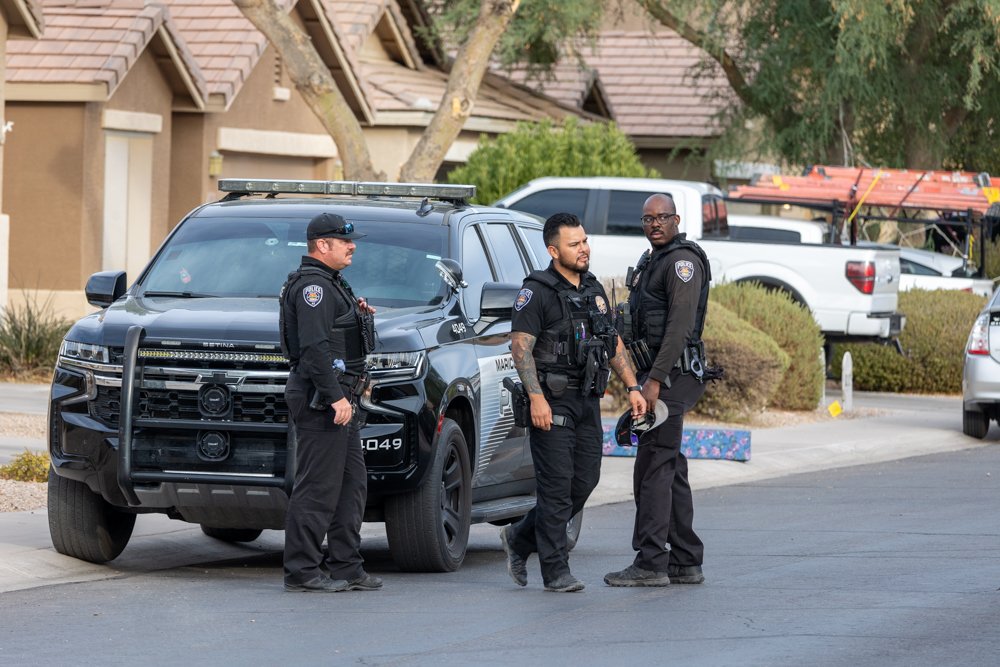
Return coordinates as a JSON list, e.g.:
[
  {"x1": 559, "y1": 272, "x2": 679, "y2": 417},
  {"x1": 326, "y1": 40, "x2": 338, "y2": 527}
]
[
  {"x1": 280, "y1": 212, "x2": 381, "y2": 593},
  {"x1": 502, "y1": 212, "x2": 646, "y2": 592},
  {"x1": 604, "y1": 193, "x2": 712, "y2": 587}
]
